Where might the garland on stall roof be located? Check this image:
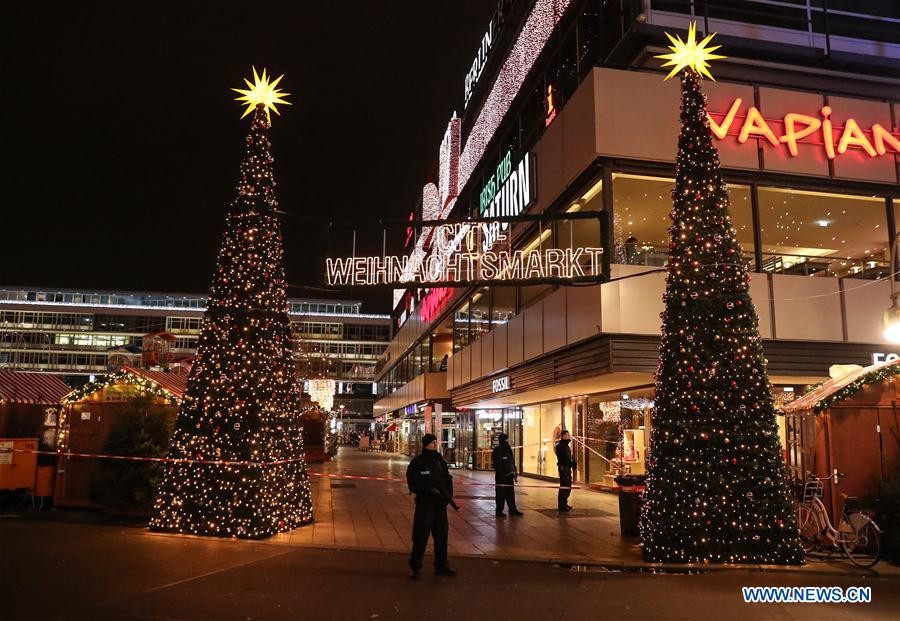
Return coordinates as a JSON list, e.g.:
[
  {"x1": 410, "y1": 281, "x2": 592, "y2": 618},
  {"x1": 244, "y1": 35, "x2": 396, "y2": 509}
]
[
  {"x1": 813, "y1": 363, "x2": 900, "y2": 413},
  {"x1": 62, "y1": 369, "x2": 180, "y2": 404}
]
